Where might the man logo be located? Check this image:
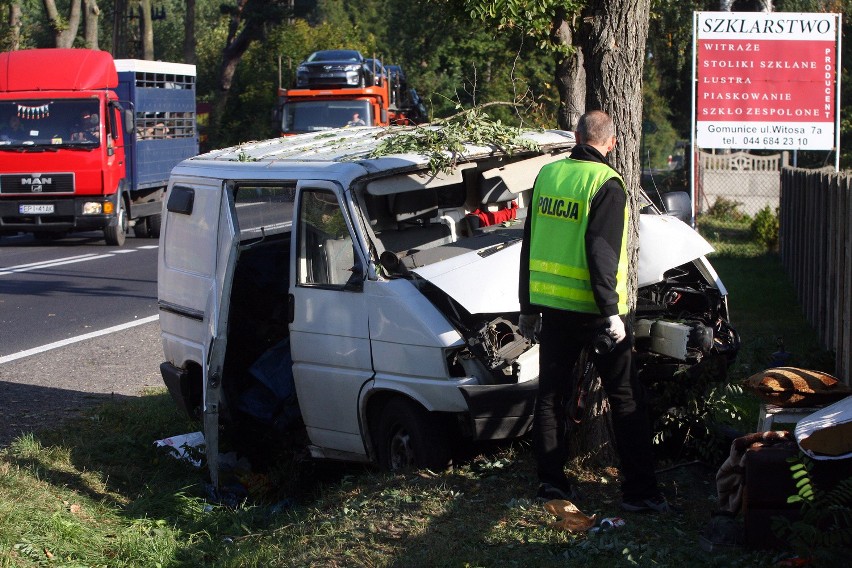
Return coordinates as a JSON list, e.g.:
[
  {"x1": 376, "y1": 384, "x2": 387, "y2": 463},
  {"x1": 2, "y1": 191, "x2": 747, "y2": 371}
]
[{"x1": 21, "y1": 175, "x2": 52, "y2": 192}]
